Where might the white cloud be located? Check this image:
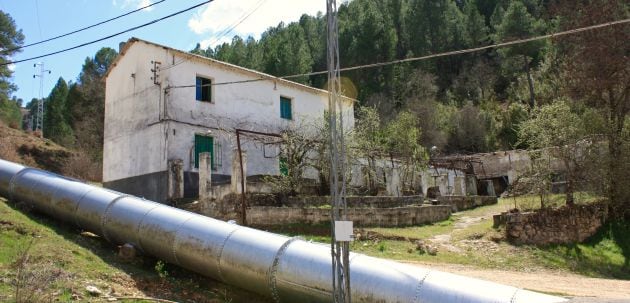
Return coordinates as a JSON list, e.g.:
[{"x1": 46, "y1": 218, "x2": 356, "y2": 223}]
[
  {"x1": 113, "y1": 0, "x2": 154, "y2": 11},
  {"x1": 188, "y1": 0, "x2": 326, "y2": 48},
  {"x1": 7, "y1": 64, "x2": 16, "y2": 72}
]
